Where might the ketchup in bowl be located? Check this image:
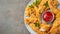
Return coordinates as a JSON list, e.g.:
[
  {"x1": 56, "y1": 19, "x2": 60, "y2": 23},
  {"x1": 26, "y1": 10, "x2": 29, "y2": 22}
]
[{"x1": 43, "y1": 11, "x2": 54, "y2": 23}]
